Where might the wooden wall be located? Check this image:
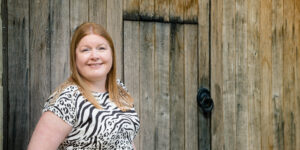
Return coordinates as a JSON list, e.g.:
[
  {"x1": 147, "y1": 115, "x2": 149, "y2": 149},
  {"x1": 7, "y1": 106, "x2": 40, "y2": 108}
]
[
  {"x1": 2, "y1": 0, "x2": 300, "y2": 150},
  {"x1": 211, "y1": 0, "x2": 300, "y2": 149}
]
